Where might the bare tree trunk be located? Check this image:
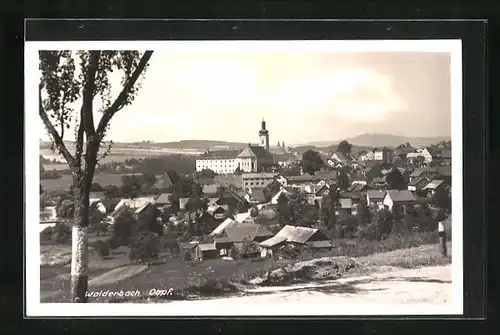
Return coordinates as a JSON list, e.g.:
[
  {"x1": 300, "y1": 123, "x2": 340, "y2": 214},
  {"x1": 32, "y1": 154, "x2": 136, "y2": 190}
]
[{"x1": 70, "y1": 178, "x2": 90, "y2": 302}]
